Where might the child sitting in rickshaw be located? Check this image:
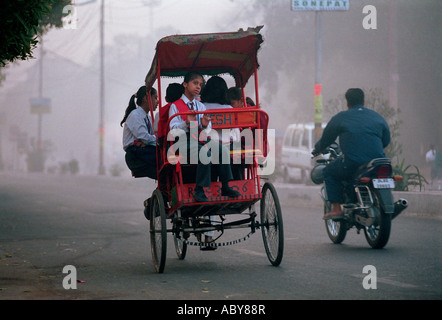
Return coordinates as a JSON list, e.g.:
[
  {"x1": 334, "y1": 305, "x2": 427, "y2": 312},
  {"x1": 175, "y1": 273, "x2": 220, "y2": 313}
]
[
  {"x1": 121, "y1": 86, "x2": 159, "y2": 179},
  {"x1": 167, "y1": 71, "x2": 241, "y2": 203}
]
